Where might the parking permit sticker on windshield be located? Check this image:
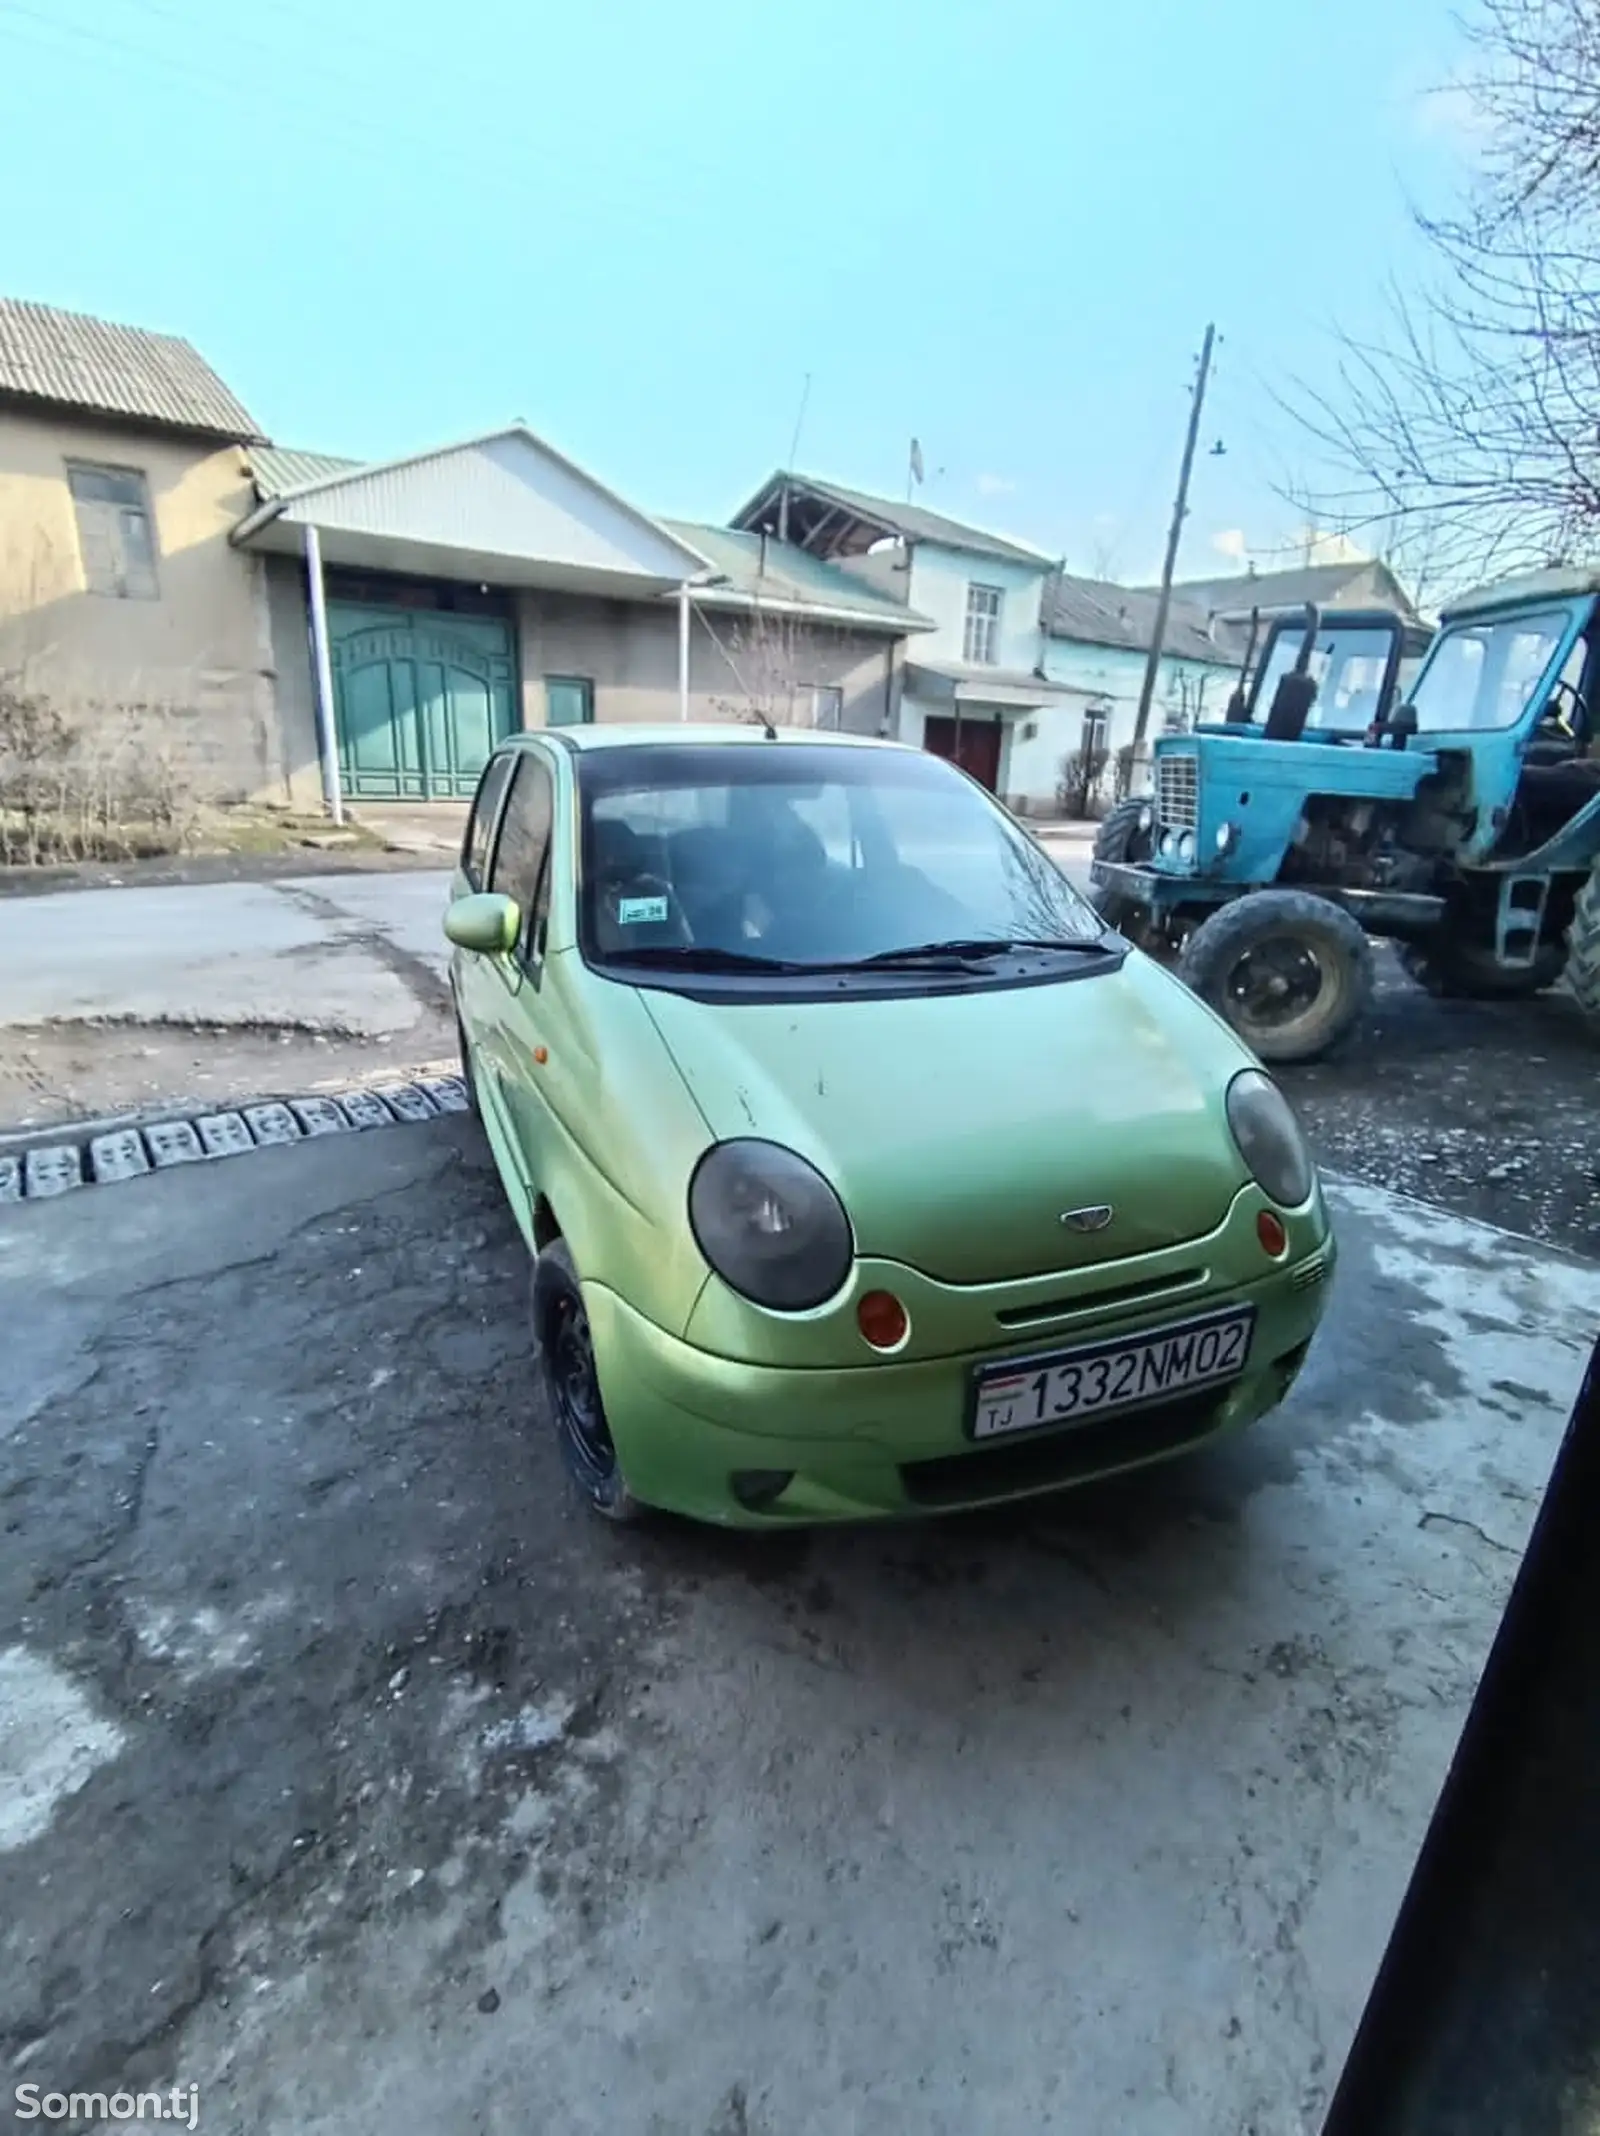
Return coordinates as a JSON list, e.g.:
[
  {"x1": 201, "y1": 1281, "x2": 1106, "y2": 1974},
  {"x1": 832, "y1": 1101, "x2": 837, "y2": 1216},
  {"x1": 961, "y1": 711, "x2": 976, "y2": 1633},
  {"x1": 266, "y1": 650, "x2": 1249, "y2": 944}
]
[{"x1": 617, "y1": 895, "x2": 669, "y2": 925}]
